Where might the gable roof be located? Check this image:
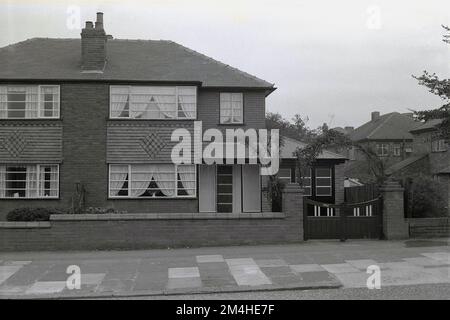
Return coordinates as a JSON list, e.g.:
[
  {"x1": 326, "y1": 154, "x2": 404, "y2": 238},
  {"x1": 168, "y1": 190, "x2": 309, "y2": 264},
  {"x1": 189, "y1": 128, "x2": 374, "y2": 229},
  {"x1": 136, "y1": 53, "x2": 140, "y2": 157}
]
[
  {"x1": 410, "y1": 118, "x2": 444, "y2": 133},
  {"x1": 0, "y1": 38, "x2": 274, "y2": 89},
  {"x1": 385, "y1": 153, "x2": 428, "y2": 175},
  {"x1": 280, "y1": 136, "x2": 347, "y2": 160},
  {"x1": 348, "y1": 112, "x2": 420, "y2": 142}
]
